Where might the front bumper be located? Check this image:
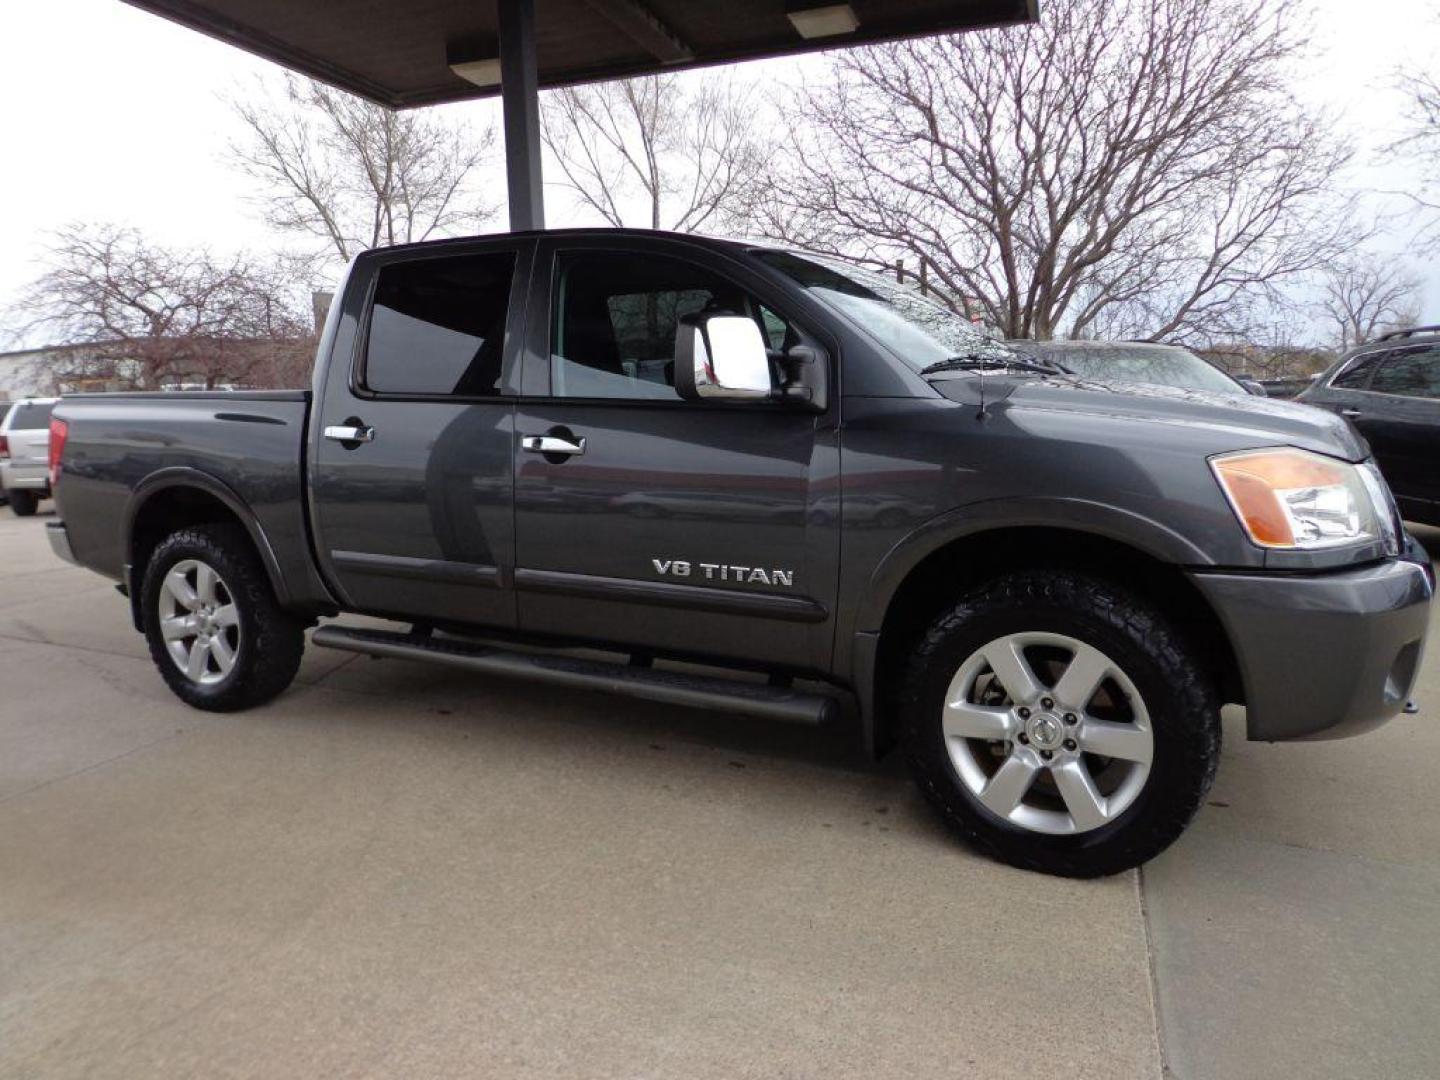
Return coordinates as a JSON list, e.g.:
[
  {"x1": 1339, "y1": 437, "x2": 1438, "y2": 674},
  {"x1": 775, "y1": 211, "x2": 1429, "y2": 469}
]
[
  {"x1": 46, "y1": 521, "x2": 76, "y2": 565},
  {"x1": 1191, "y1": 551, "x2": 1433, "y2": 741}
]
